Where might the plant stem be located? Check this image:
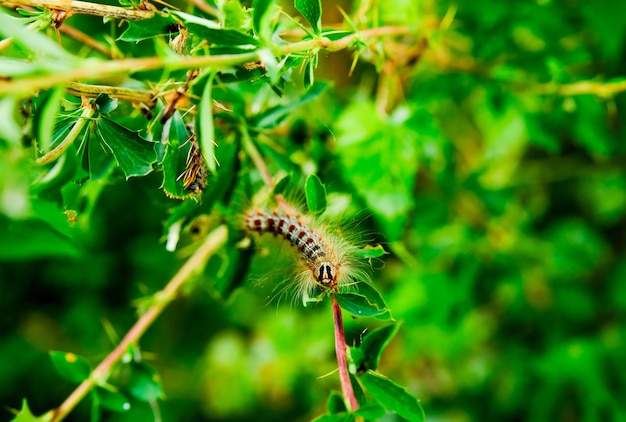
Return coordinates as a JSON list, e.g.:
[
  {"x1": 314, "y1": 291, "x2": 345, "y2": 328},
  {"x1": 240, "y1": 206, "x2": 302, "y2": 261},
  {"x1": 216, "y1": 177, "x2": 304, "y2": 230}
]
[
  {"x1": 331, "y1": 295, "x2": 359, "y2": 412},
  {"x1": 8, "y1": 0, "x2": 155, "y2": 20},
  {"x1": 241, "y1": 125, "x2": 273, "y2": 188},
  {"x1": 0, "y1": 26, "x2": 414, "y2": 95},
  {"x1": 66, "y1": 82, "x2": 154, "y2": 104},
  {"x1": 60, "y1": 25, "x2": 114, "y2": 58},
  {"x1": 533, "y1": 79, "x2": 626, "y2": 97},
  {"x1": 36, "y1": 102, "x2": 95, "y2": 165},
  {"x1": 47, "y1": 225, "x2": 229, "y2": 422}
]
